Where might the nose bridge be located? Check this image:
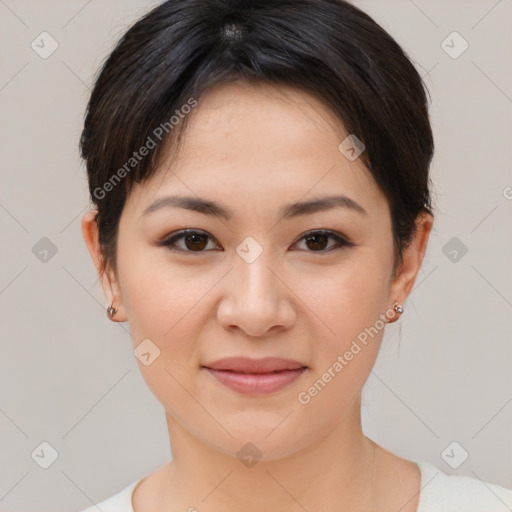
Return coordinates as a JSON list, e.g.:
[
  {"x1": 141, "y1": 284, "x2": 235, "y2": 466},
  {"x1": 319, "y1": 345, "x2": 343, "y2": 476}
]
[
  {"x1": 217, "y1": 240, "x2": 296, "y2": 335},
  {"x1": 235, "y1": 244, "x2": 280, "y2": 309}
]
